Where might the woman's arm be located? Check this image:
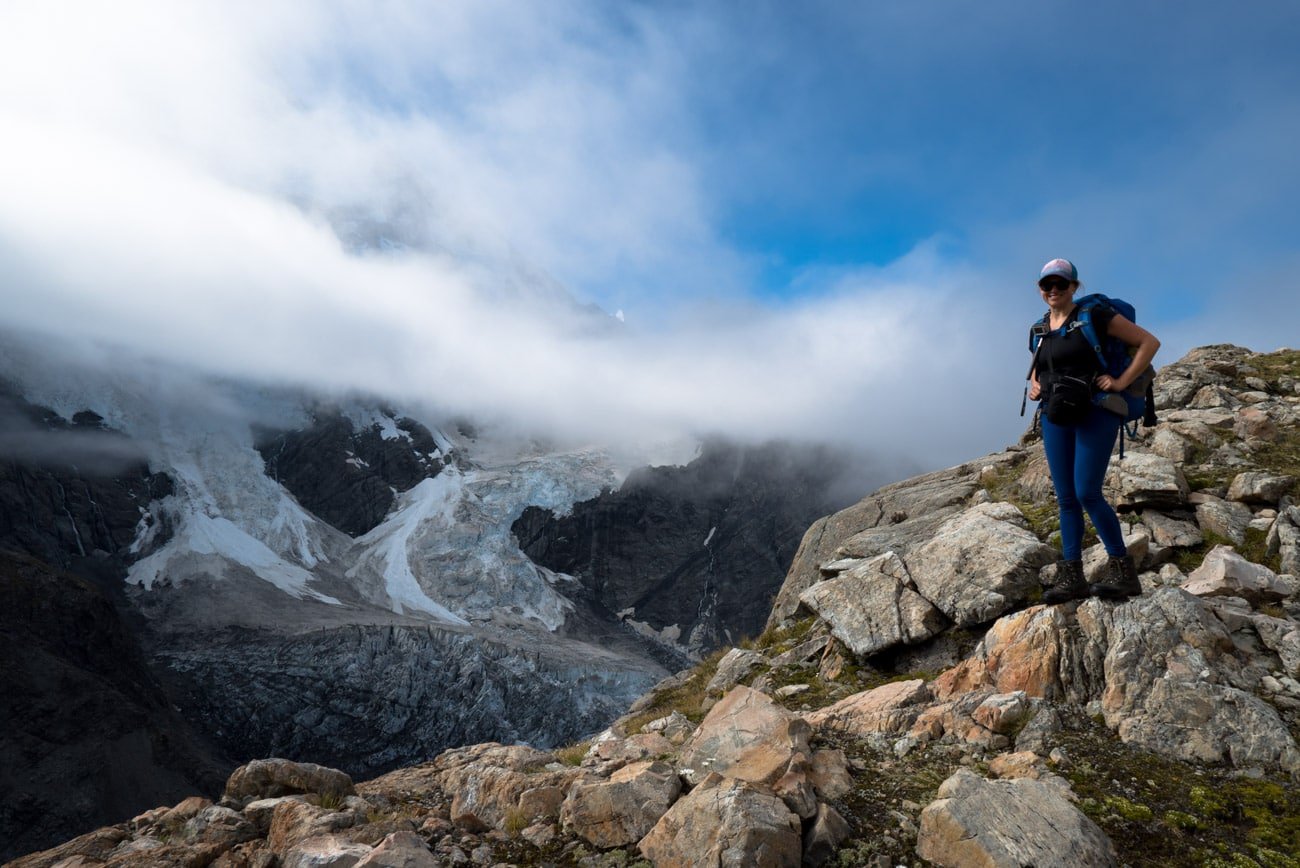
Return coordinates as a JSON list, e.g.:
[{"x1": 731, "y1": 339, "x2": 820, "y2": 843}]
[{"x1": 1097, "y1": 314, "x2": 1160, "y2": 392}]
